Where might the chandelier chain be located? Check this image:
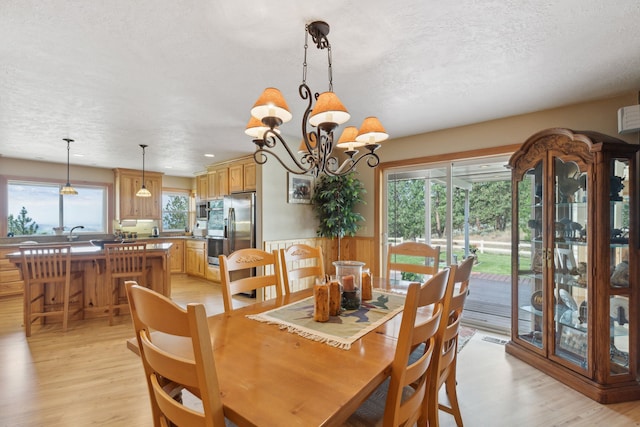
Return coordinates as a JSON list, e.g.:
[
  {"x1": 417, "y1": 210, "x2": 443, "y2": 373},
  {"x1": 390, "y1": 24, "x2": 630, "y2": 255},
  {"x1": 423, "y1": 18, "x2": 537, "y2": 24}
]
[
  {"x1": 327, "y1": 44, "x2": 333, "y2": 92},
  {"x1": 302, "y1": 25, "x2": 308, "y2": 84}
]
